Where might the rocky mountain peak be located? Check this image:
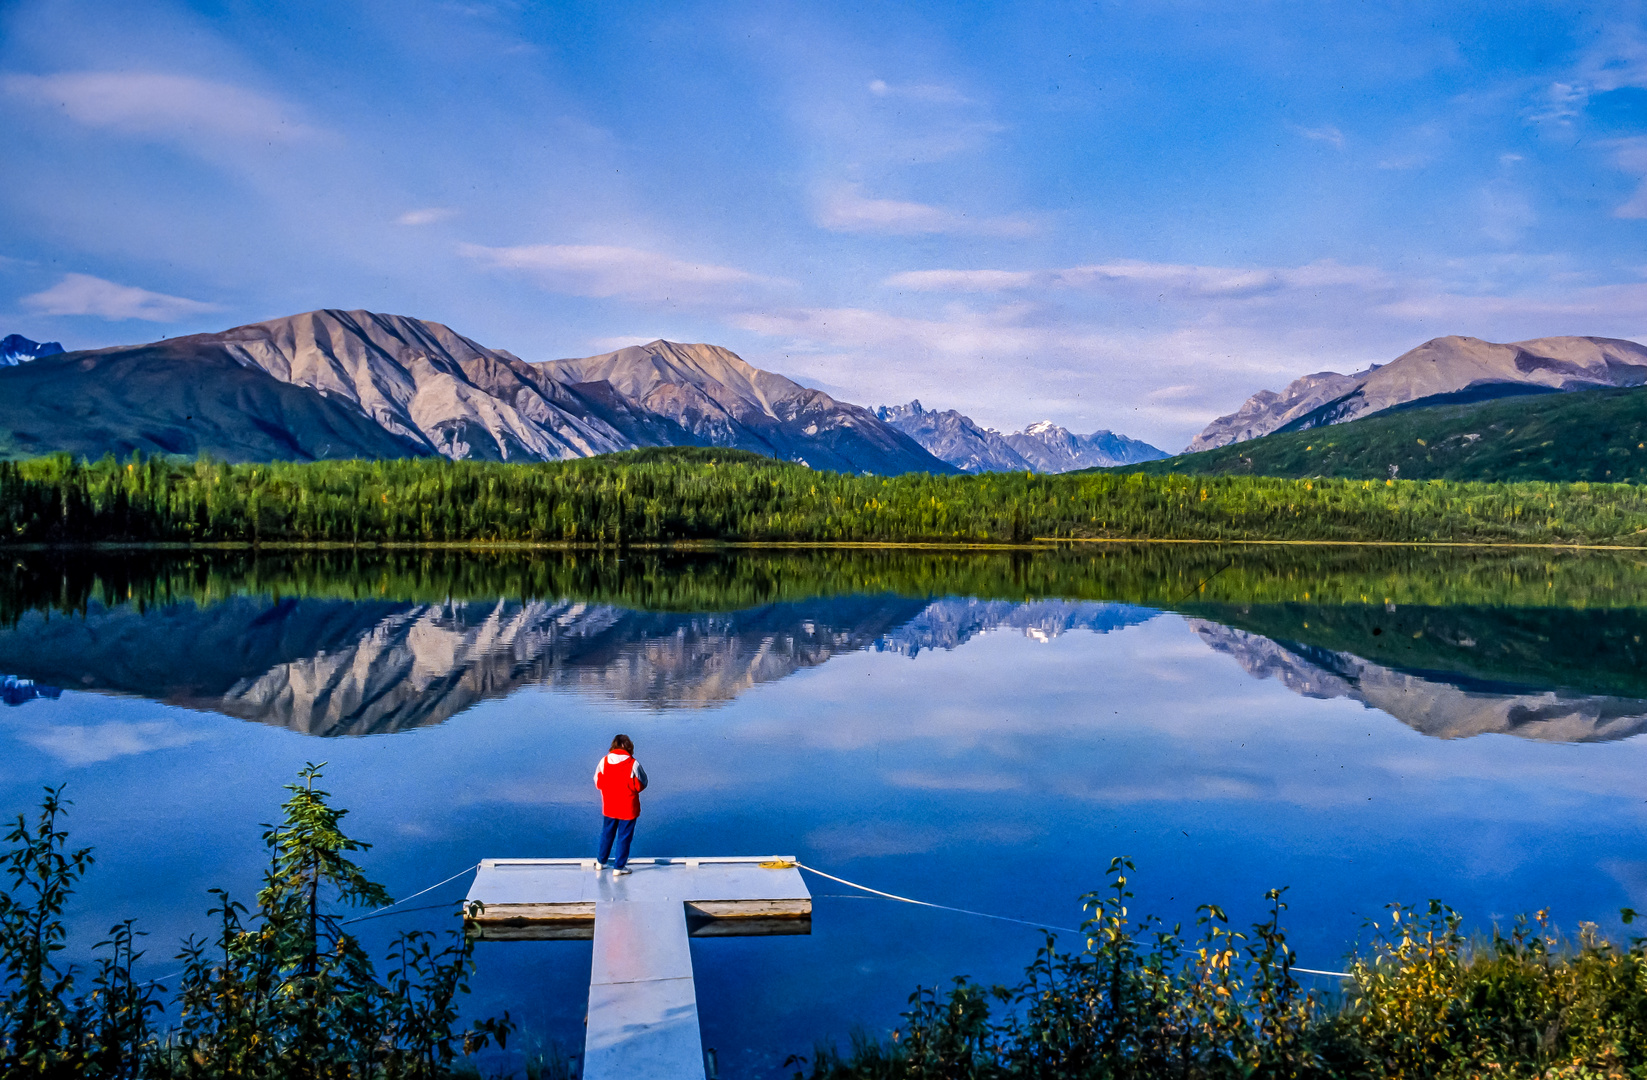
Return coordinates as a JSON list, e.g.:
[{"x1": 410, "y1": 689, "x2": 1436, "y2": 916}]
[
  {"x1": 1, "y1": 334, "x2": 65, "y2": 367},
  {"x1": 875, "y1": 401, "x2": 1166, "y2": 474},
  {"x1": 0, "y1": 311, "x2": 952, "y2": 473},
  {"x1": 874, "y1": 400, "x2": 927, "y2": 423},
  {"x1": 1190, "y1": 334, "x2": 1647, "y2": 452}
]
